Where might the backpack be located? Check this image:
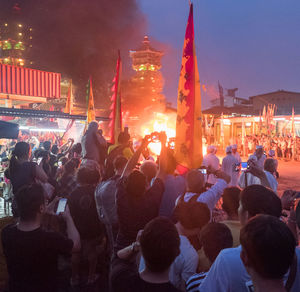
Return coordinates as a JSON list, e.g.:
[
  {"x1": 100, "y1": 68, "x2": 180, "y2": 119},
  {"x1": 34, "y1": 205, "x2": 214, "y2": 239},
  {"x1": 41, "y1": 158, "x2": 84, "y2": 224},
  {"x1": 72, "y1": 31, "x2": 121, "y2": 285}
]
[{"x1": 103, "y1": 145, "x2": 126, "y2": 180}]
